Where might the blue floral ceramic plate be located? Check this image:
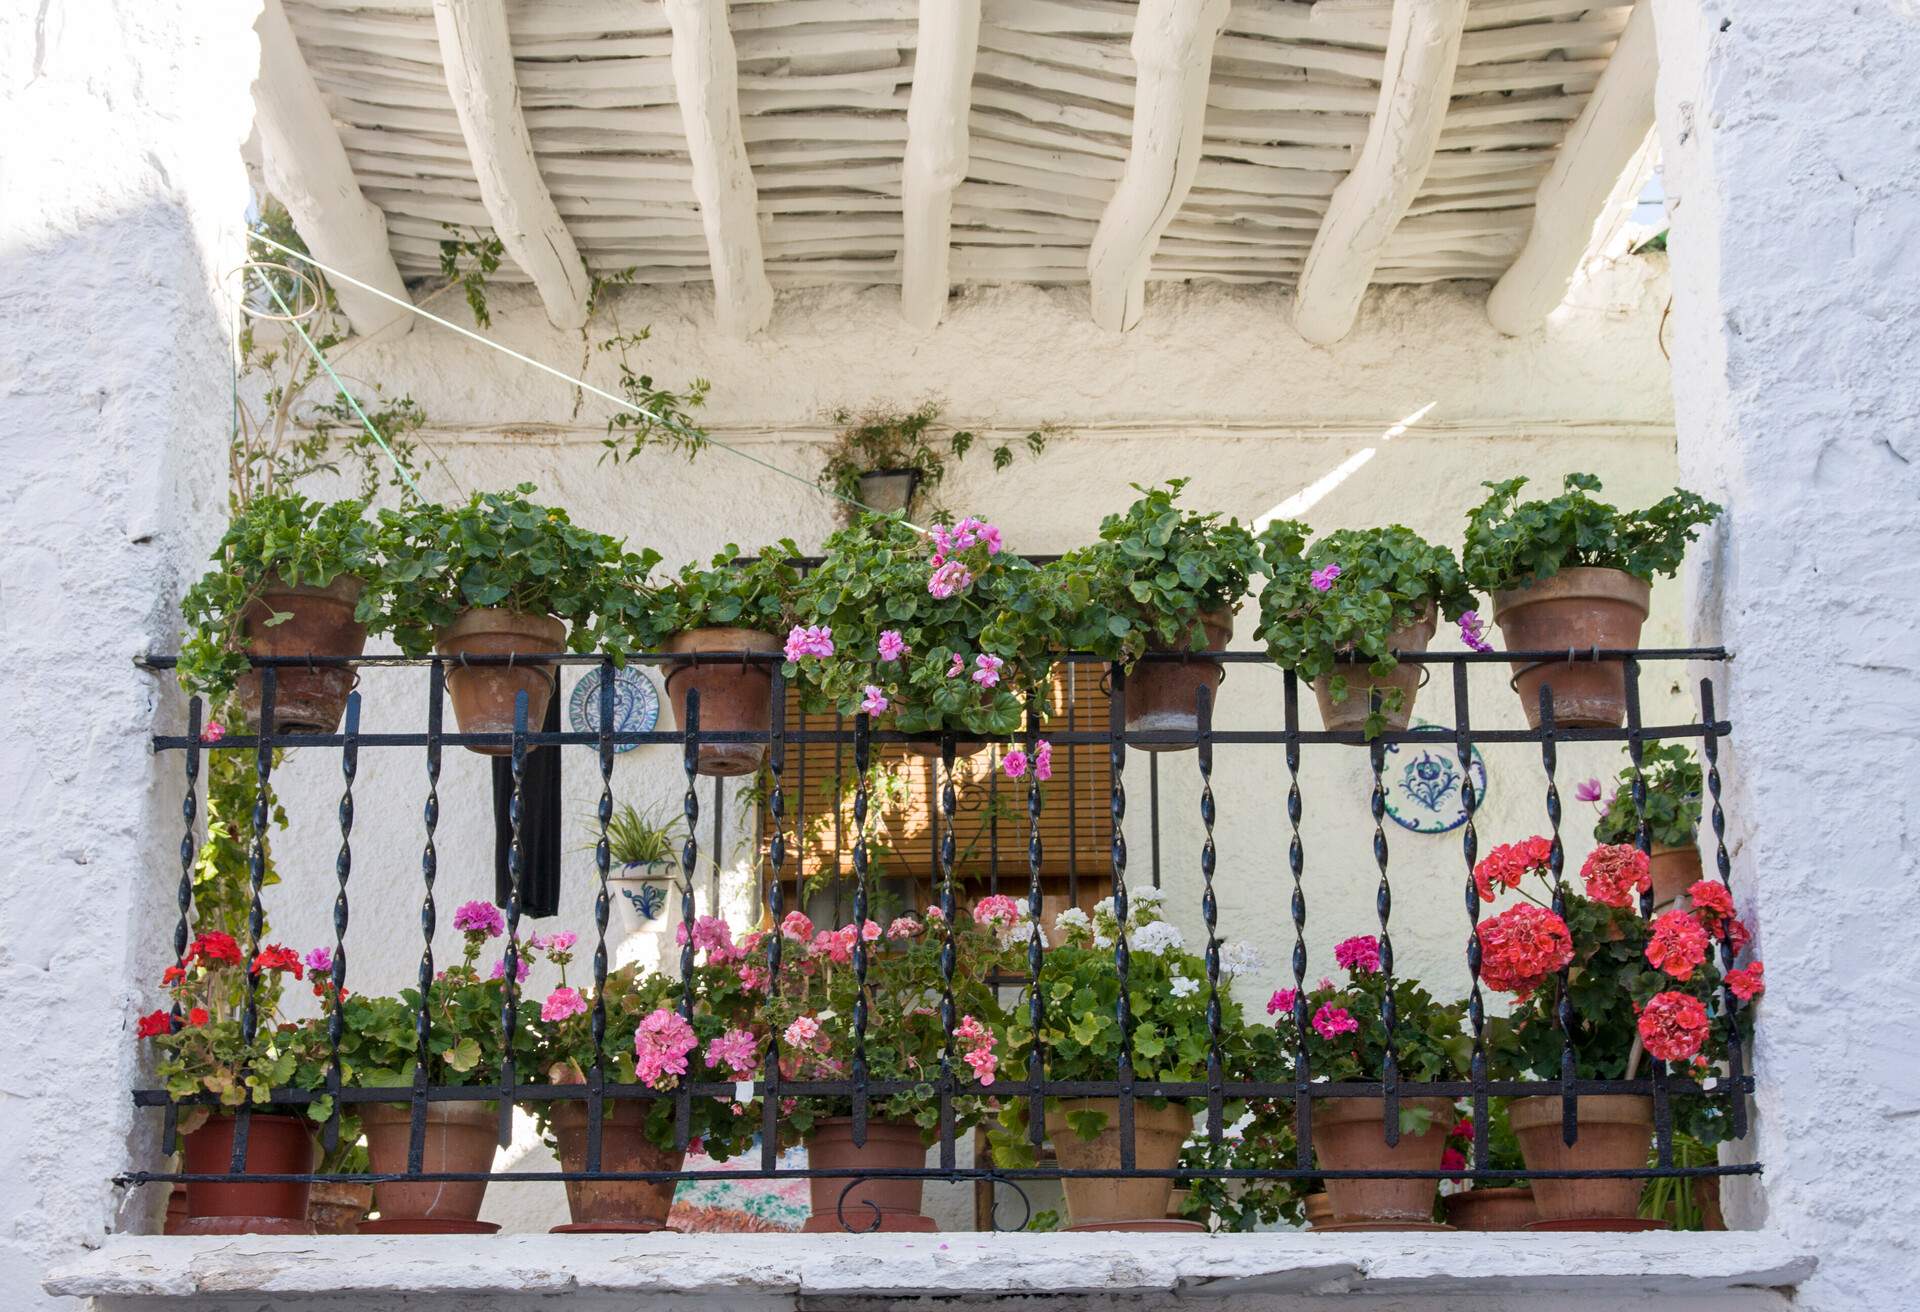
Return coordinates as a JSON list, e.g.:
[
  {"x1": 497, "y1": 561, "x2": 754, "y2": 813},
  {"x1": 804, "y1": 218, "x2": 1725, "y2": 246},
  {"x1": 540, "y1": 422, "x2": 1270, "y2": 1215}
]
[
  {"x1": 568, "y1": 665, "x2": 659, "y2": 754},
  {"x1": 1382, "y1": 721, "x2": 1489, "y2": 834}
]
